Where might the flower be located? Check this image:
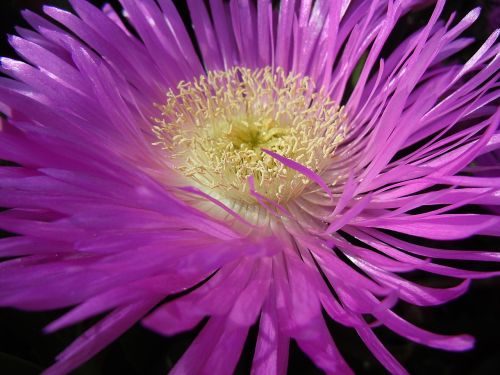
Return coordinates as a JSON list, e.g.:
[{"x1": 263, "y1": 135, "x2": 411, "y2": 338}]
[{"x1": 0, "y1": 0, "x2": 499, "y2": 374}]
